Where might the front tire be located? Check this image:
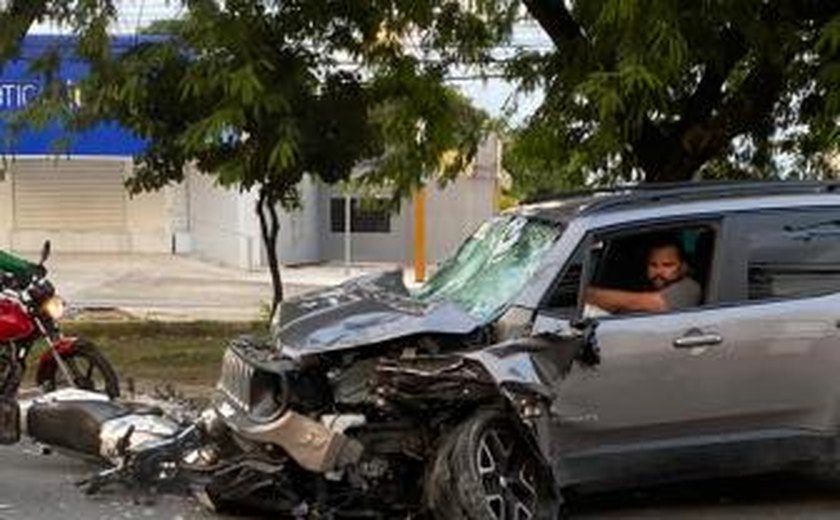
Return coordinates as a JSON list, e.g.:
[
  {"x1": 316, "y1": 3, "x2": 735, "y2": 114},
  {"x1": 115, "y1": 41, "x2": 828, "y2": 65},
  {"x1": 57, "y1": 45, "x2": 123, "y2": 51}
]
[
  {"x1": 38, "y1": 340, "x2": 120, "y2": 399},
  {"x1": 426, "y1": 409, "x2": 561, "y2": 520}
]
